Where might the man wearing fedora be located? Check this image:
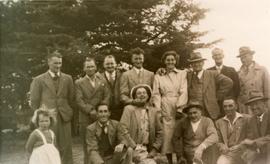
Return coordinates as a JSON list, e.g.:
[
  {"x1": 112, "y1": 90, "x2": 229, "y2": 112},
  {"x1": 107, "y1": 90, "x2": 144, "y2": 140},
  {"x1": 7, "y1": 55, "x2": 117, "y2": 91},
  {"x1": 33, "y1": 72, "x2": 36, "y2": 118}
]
[
  {"x1": 237, "y1": 46, "x2": 270, "y2": 114},
  {"x1": 173, "y1": 101, "x2": 218, "y2": 164},
  {"x1": 237, "y1": 91, "x2": 270, "y2": 164},
  {"x1": 208, "y1": 48, "x2": 240, "y2": 100},
  {"x1": 187, "y1": 52, "x2": 233, "y2": 120}
]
